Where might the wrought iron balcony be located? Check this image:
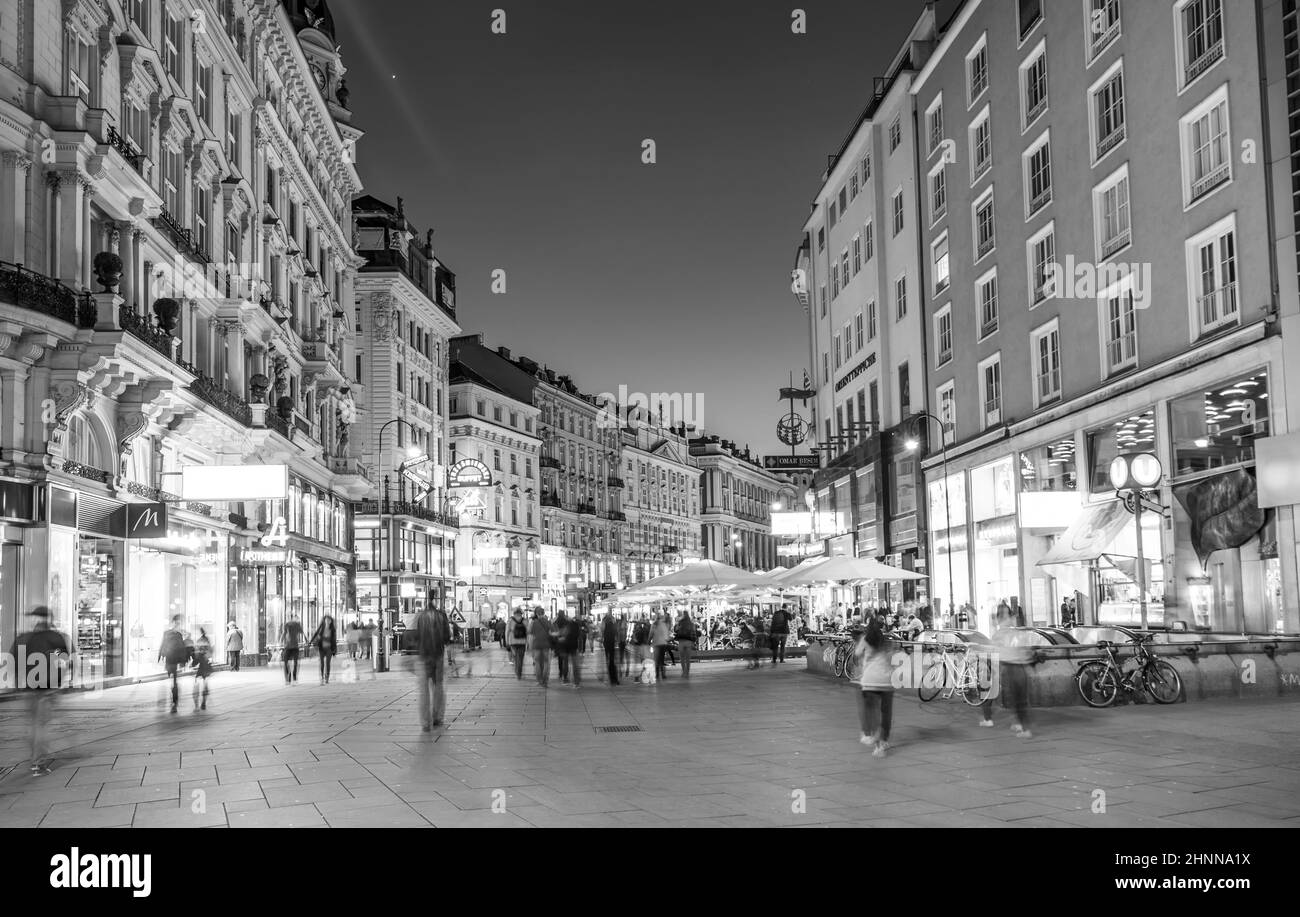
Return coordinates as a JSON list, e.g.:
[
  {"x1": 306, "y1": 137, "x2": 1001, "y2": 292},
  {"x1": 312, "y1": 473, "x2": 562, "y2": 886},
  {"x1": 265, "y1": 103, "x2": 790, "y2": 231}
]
[
  {"x1": 539, "y1": 456, "x2": 562, "y2": 470},
  {"x1": 152, "y1": 209, "x2": 211, "y2": 265},
  {"x1": 357, "y1": 499, "x2": 458, "y2": 528},
  {"x1": 0, "y1": 261, "x2": 92, "y2": 326},
  {"x1": 118, "y1": 305, "x2": 175, "y2": 359},
  {"x1": 329, "y1": 456, "x2": 370, "y2": 479},
  {"x1": 1096, "y1": 124, "x2": 1125, "y2": 161},
  {"x1": 577, "y1": 503, "x2": 597, "y2": 515},
  {"x1": 1185, "y1": 40, "x2": 1224, "y2": 85},
  {"x1": 300, "y1": 339, "x2": 341, "y2": 372},
  {"x1": 187, "y1": 372, "x2": 252, "y2": 426},
  {"x1": 265, "y1": 410, "x2": 291, "y2": 439},
  {"x1": 62, "y1": 461, "x2": 110, "y2": 484},
  {"x1": 106, "y1": 126, "x2": 144, "y2": 173},
  {"x1": 607, "y1": 475, "x2": 625, "y2": 488},
  {"x1": 608, "y1": 511, "x2": 627, "y2": 522},
  {"x1": 540, "y1": 492, "x2": 562, "y2": 508}
]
